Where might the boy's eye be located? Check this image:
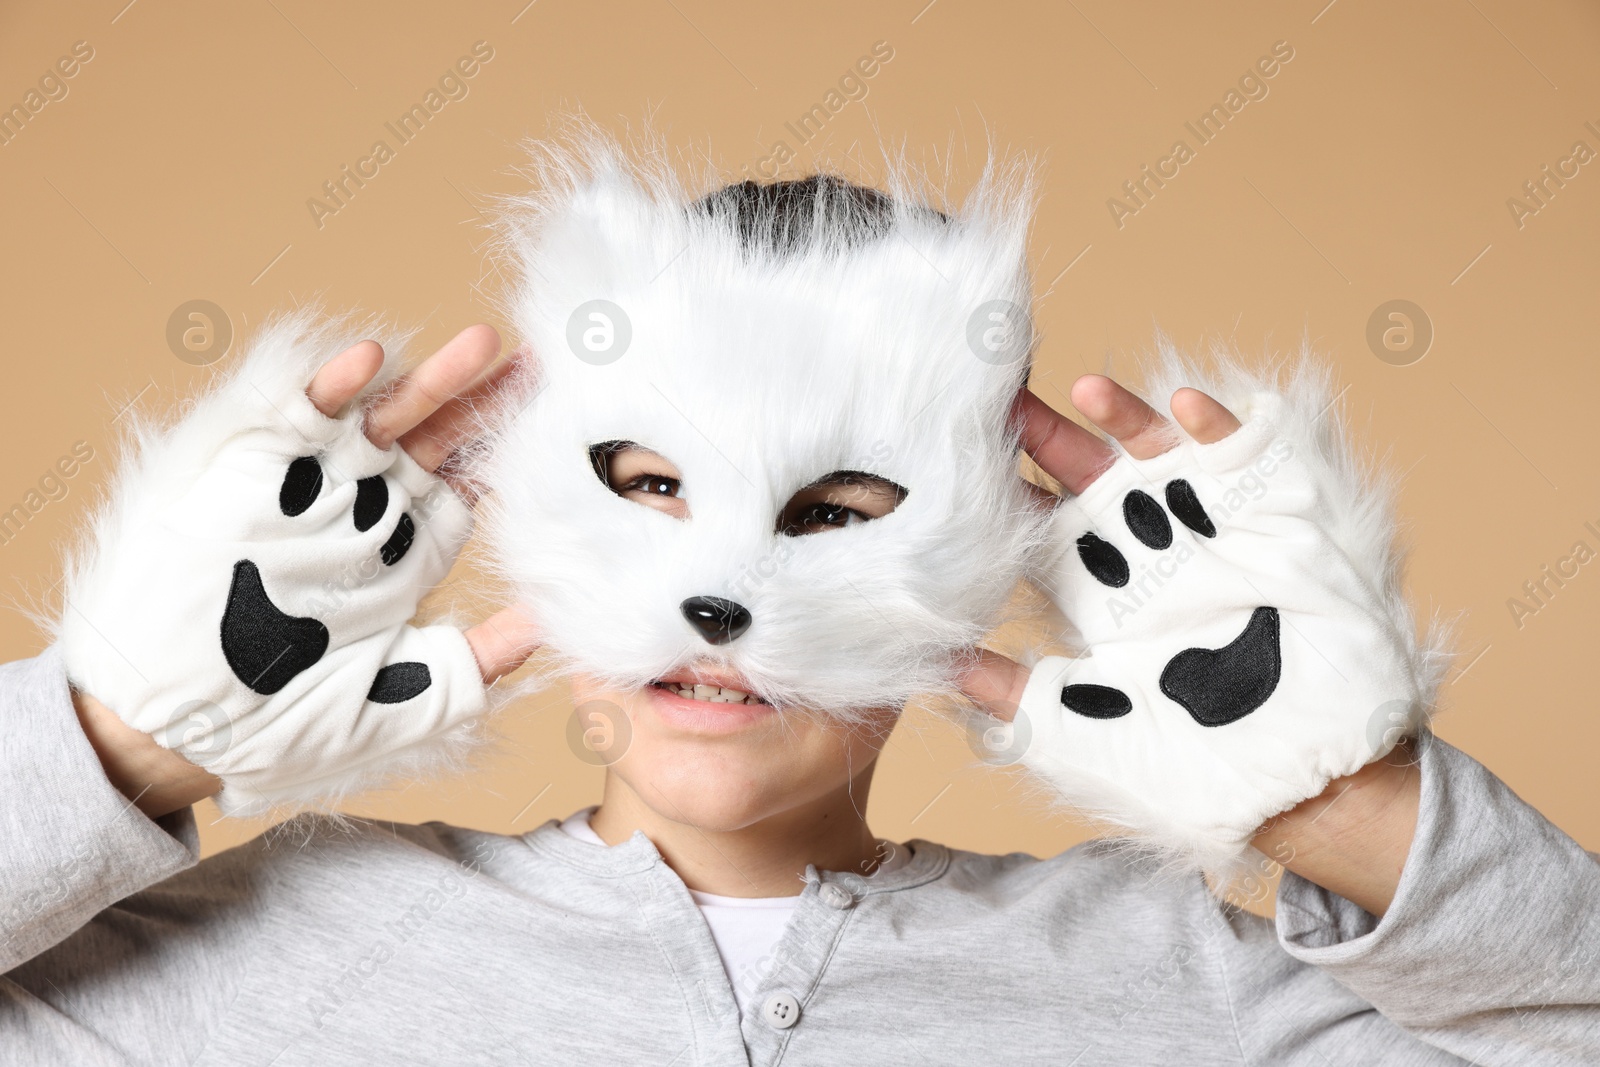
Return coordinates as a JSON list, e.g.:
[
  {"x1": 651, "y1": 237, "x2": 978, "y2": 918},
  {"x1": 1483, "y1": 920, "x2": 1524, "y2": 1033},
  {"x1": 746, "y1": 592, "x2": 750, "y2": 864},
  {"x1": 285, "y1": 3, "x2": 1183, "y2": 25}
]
[
  {"x1": 589, "y1": 440, "x2": 690, "y2": 520},
  {"x1": 621, "y1": 475, "x2": 681, "y2": 498},
  {"x1": 786, "y1": 502, "x2": 865, "y2": 534},
  {"x1": 777, "y1": 470, "x2": 907, "y2": 537}
]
